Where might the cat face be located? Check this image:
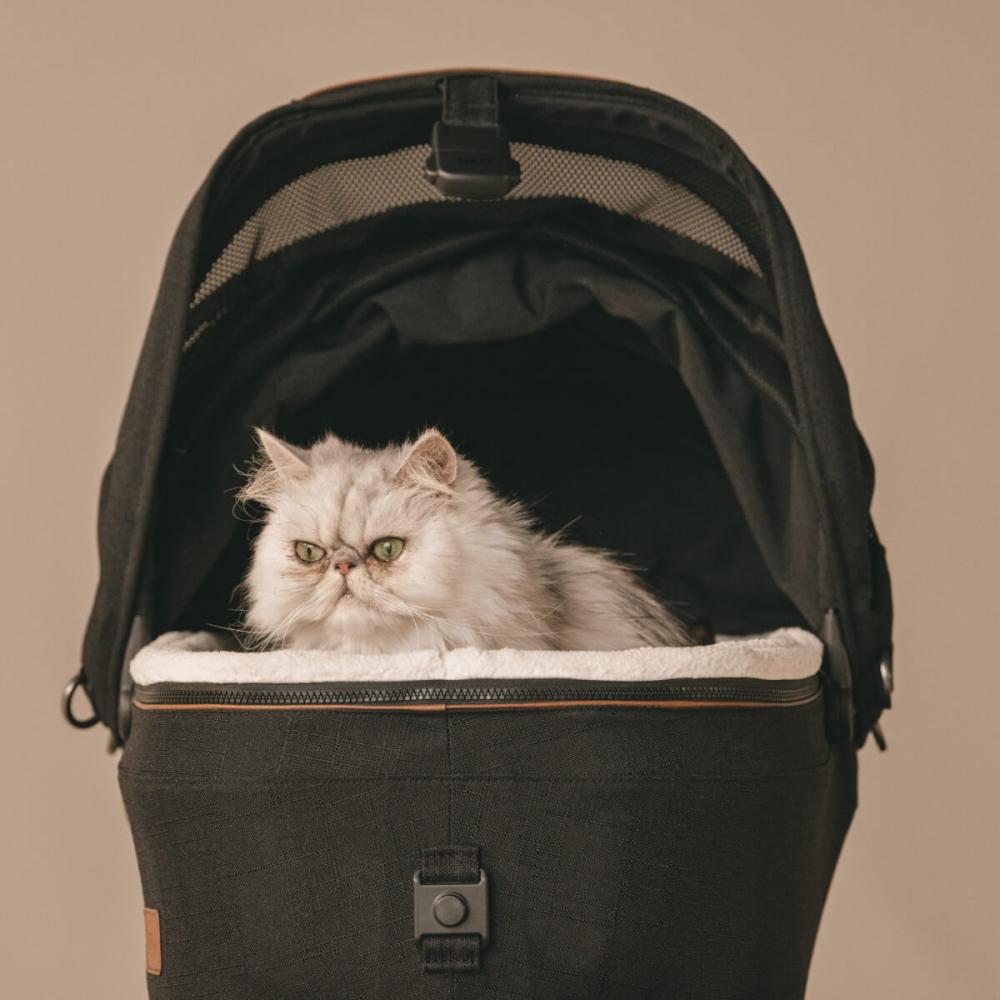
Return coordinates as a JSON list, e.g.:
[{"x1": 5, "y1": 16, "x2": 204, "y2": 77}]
[{"x1": 240, "y1": 428, "x2": 465, "y2": 650}]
